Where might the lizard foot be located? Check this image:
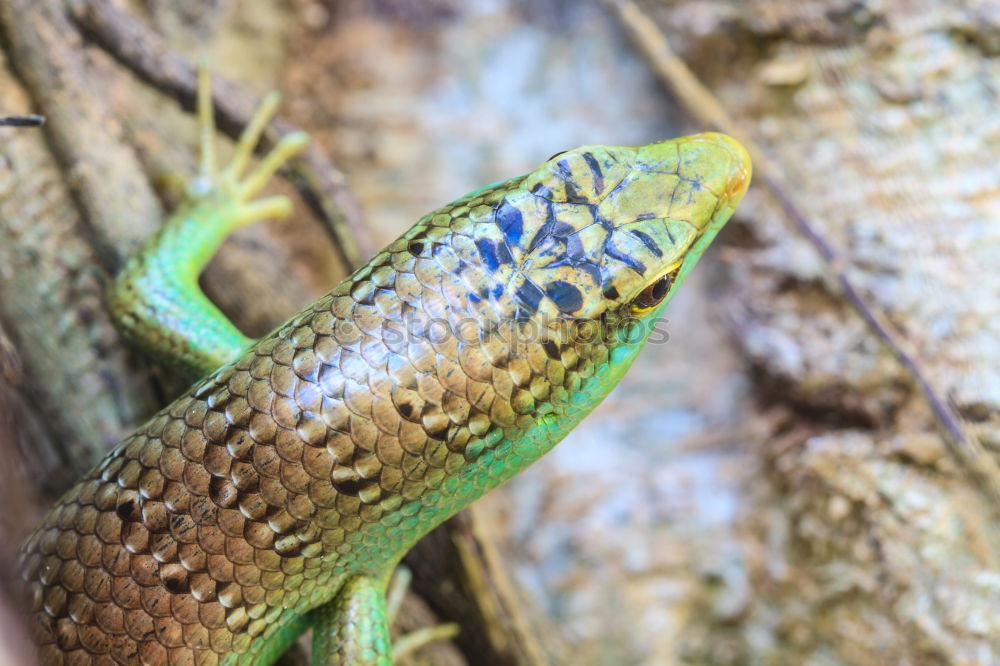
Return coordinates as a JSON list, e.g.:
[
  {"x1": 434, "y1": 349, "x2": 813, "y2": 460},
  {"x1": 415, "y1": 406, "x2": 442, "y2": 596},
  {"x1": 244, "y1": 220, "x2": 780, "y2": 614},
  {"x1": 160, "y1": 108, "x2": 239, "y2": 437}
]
[
  {"x1": 186, "y1": 60, "x2": 309, "y2": 230},
  {"x1": 106, "y1": 62, "x2": 310, "y2": 374}
]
